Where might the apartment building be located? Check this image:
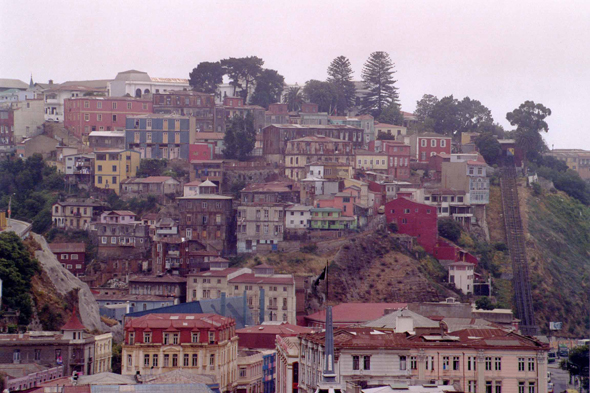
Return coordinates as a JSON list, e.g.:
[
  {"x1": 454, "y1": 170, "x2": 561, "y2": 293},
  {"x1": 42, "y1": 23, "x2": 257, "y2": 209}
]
[
  {"x1": 121, "y1": 313, "x2": 238, "y2": 392},
  {"x1": 63, "y1": 97, "x2": 152, "y2": 139},
  {"x1": 298, "y1": 327, "x2": 548, "y2": 393},
  {"x1": 48, "y1": 242, "x2": 86, "y2": 276},
  {"x1": 237, "y1": 203, "x2": 286, "y2": 253},
  {"x1": 51, "y1": 199, "x2": 105, "y2": 230},
  {"x1": 94, "y1": 149, "x2": 141, "y2": 195},
  {"x1": 284, "y1": 135, "x2": 354, "y2": 180},
  {"x1": 152, "y1": 90, "x2": 215, "y2": 133},
  {"x1": 187, "y1": 265, "x2": 296, "y2": 325},
  {"x1": 409, "y1": 133, "x2": 452, "y2": 163}
]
